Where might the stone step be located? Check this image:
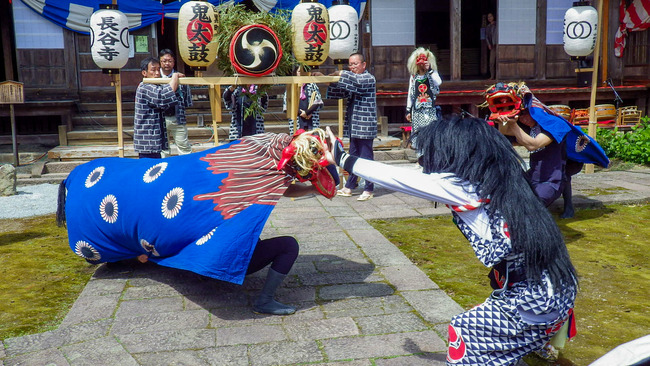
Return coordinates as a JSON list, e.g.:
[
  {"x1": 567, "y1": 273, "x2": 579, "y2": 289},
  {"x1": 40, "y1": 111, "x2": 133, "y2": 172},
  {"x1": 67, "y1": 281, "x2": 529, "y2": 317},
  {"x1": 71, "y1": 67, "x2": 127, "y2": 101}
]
[
  {"x1": 43, "y1": 161, "x2": 86, "y2": 174},
  {"x1": 17, "y1": 172, "x2": 69, "y2": 186}
]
